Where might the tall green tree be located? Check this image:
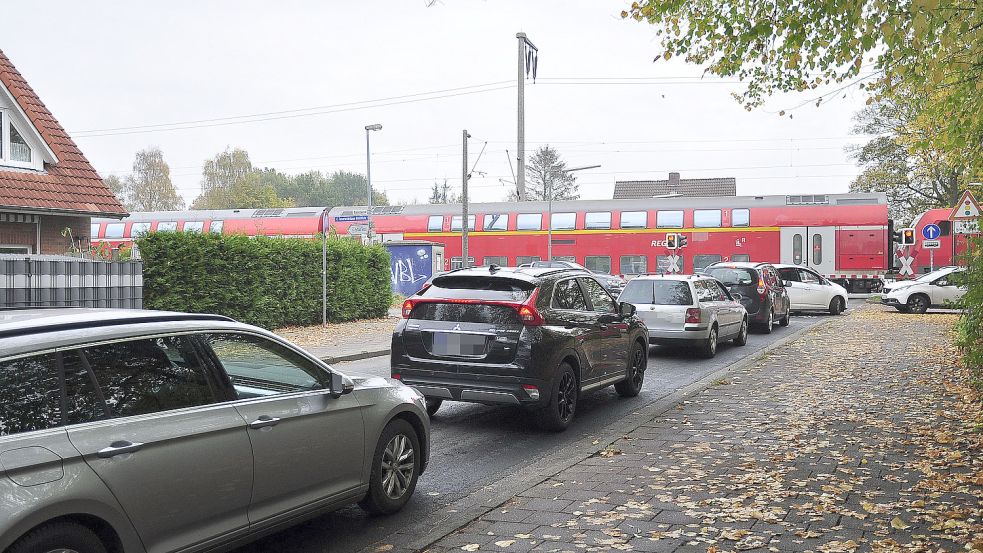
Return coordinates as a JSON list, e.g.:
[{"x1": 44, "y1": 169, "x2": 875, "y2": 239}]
[
  {"x1": 326, "y1": 171, "x2": 388, "y2": 206},
  {"x1": 521, "y1": 145, "x2": 579, "y2": 202},
  {"x1": 428, "y1": 179, "x2": 459, "y2": 204},
  {"x1": 192, "y1": 148, "x2": 291, "y2": 209},
  {"x1": 104, "y1": 147, "x2": 184, "y2": 211}
]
